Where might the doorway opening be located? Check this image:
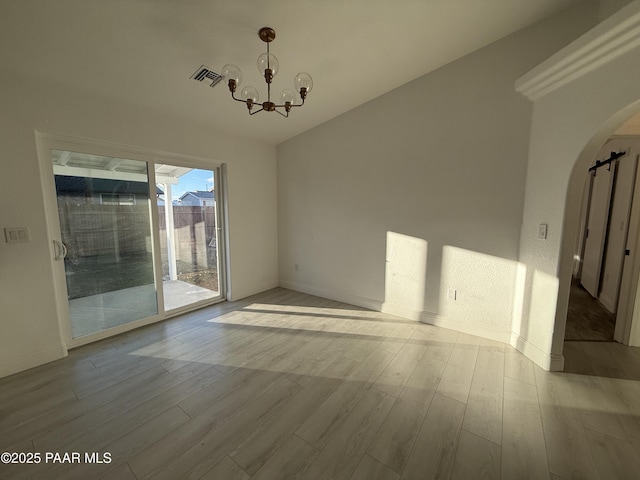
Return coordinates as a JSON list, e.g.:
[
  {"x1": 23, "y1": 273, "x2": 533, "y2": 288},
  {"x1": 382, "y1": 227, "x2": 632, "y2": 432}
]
[
  {"x1": 566, "y1": 144, "x2": 636, "y2": 342},
  {"x1": 565, "y1": 114, "x2": 640, "y2": 348},
  {"x1": 156, "y1": 164, "x2": 222, "y2": 312}
]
